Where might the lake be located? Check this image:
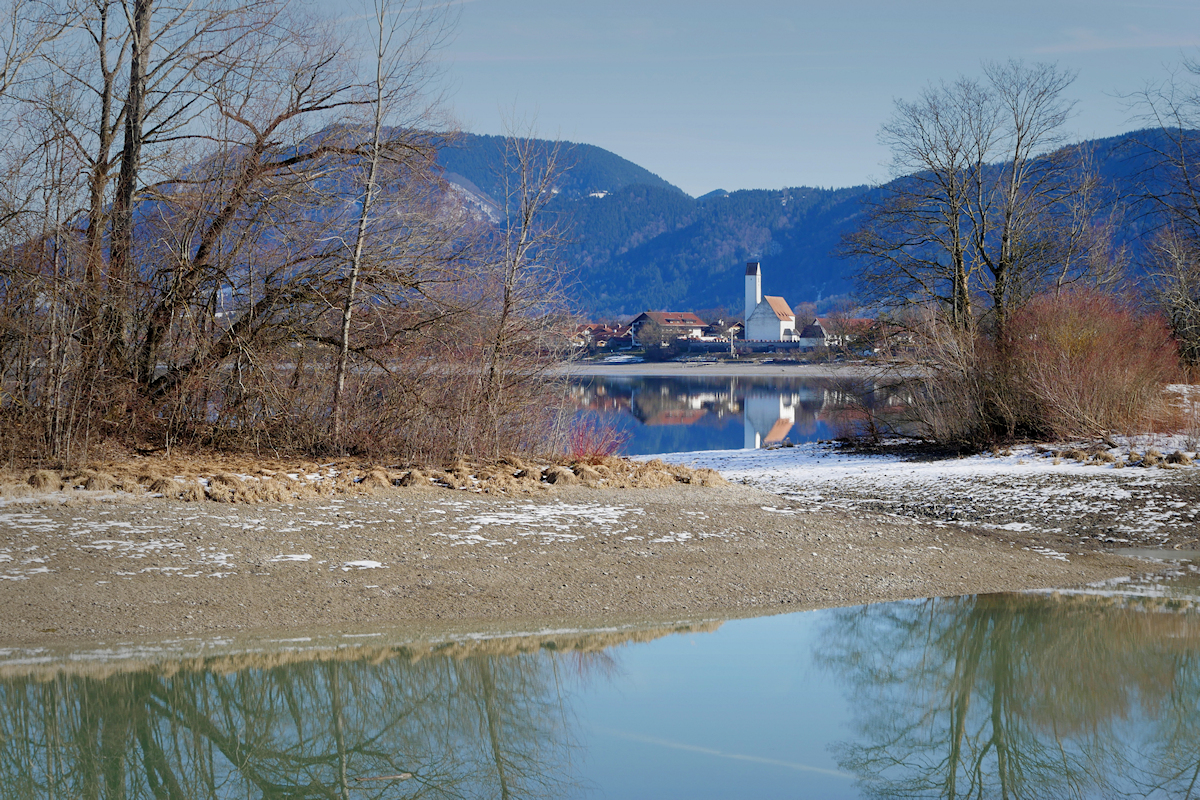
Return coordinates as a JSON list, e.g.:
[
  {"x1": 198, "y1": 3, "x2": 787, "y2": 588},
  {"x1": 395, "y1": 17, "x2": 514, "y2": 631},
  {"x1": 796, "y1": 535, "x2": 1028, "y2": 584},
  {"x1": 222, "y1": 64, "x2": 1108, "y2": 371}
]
[
  {"x1": 4, "y1": 576, "x2": 1199, "y2": 799},
  {"x1": 569, "y1": 373, "x2": 905, "y2": 455}
]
